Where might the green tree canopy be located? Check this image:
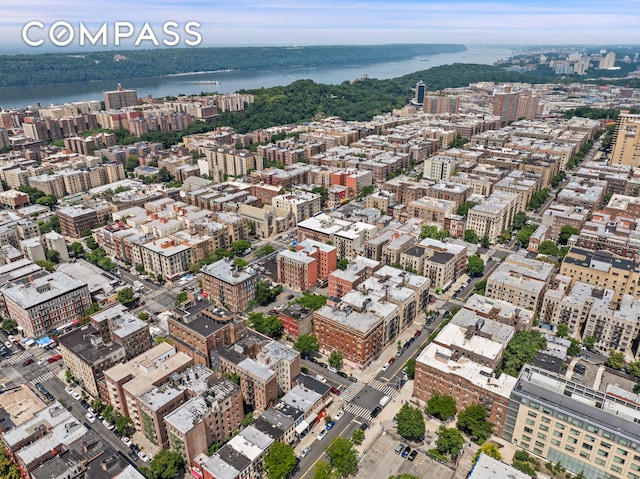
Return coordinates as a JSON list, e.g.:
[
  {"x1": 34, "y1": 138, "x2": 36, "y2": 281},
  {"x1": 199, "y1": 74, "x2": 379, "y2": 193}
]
[
  {"x1": 467, "y1": 254, "x2": 485, "y2": 277},
  {"x1": 456, "y1": 201, "x2": 477, "y2": 217},
  {"x1": 556, "y1": 323, "x2": 569, "y2": 338},
  {"x1": 325, "y1": 437, "x2": 359, "y2": 478},
  {"x1": 141, "y1": 449, "x2": 184, "y2": 479},
  {"x1": 35, "y1": 260, "x2": 56, "y2": 273},
  {"x1": 36, "y1": 195, "x2": 58, "y2": 208},
  {"x1": 115, "y1": 415, "x2": 133, "y2": 436},
  {"x1": 420, "y1": 225, "x2": 449, "y2": 240},
  {"x1": 626, "y1": 361, "x2": 640, "y2": 378},
  {"x1": 295, "y1": 292, "x2": 327, "y2": 311},
  {"x1": 512, "y1": 211, "x2": 529, "y2": 230},
  {"x1": 312, "y1": 461, "x2": 334, "y2": 479},
  {"x1": 538, "y1": 240, "x2": 559, "y2": 256},
  {"x1": 328, "y1": 351, "x2": 343, "y2": 370},
  {"x1": 255, "y1": 244, "x2": 276, "y2": 258},
  {"x1": 1, "y1": 319, "x2": 17, "y2": 332},
  {"x1": 435, "y1": 426, "x2": 464, "y2": 457},
  {"x1": 69, "y1": 241, "x2": 85, "y2": 257},
  {"x1": 395, "y1": 404, "x2": 425, "y2": 440},
  {"x1": 234, "y1": 258, "x2": 248, "y2": 269},
  {"x1": 117, "y1": 287, "x2": 136, "y2": 307},
  {"x1": 232, "y1": 240, "x2": 251, "y2": 254},
  {"x1": 85, "y1": 237, "x2": 99, "y2": 250},
  {"x1": 457, "y1": 404, "x2": 494, "y2": 444},
  {"x1": 294, "y1": 334, "x2": 319, "y2": 355},
  {"x1": 125, "y1": 156, "x2": 139, "y2": 172},
  {"x1": 583, "y1": 335, "x2": 597, "y2": 350},
  {"x1": 337, "y1": 258, "x2": 349, "y2": 270},
  {"x1": 473, "y1": 443, "x2": 502, "y2": 463},
  {"x1": 351, "y1": 428, "x2": 365, "y2": 445},
  {"x1": 256, "y1": 279, "x2": 282, "y2": 306},
  {"x1": 263, "y1": 442, "x2": 297, "y2": 479},
  {"x1": 405, "y1": 358, "x2": 416, "y2": 379},
  {"x1": 559, "y1": 225, "x2": 579, "y2": 245},
  {"x1": 500, "y1": 330, "x2": 547, "y2": 377},
  {"x1": 464, "y1": 229, "x2": 479, "y2": 244},
  {"x1": 516, "y1": 224, "x2": 538, "y2": 247},
  {"x1": 247, "y1": 311, "x2": 283, "y2": 338},
  {"x1": 606, "y1": 350, "x2": 625, "y2": 370},
  {"x1": 426, "y1": 393, "x2": 457, "y2": 421}
]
